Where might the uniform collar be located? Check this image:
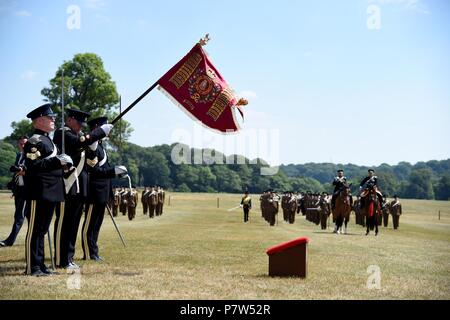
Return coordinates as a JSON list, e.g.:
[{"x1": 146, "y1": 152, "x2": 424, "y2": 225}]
[{"x1": 34, "y1": 129, "x2": 49, "y2": 136}]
